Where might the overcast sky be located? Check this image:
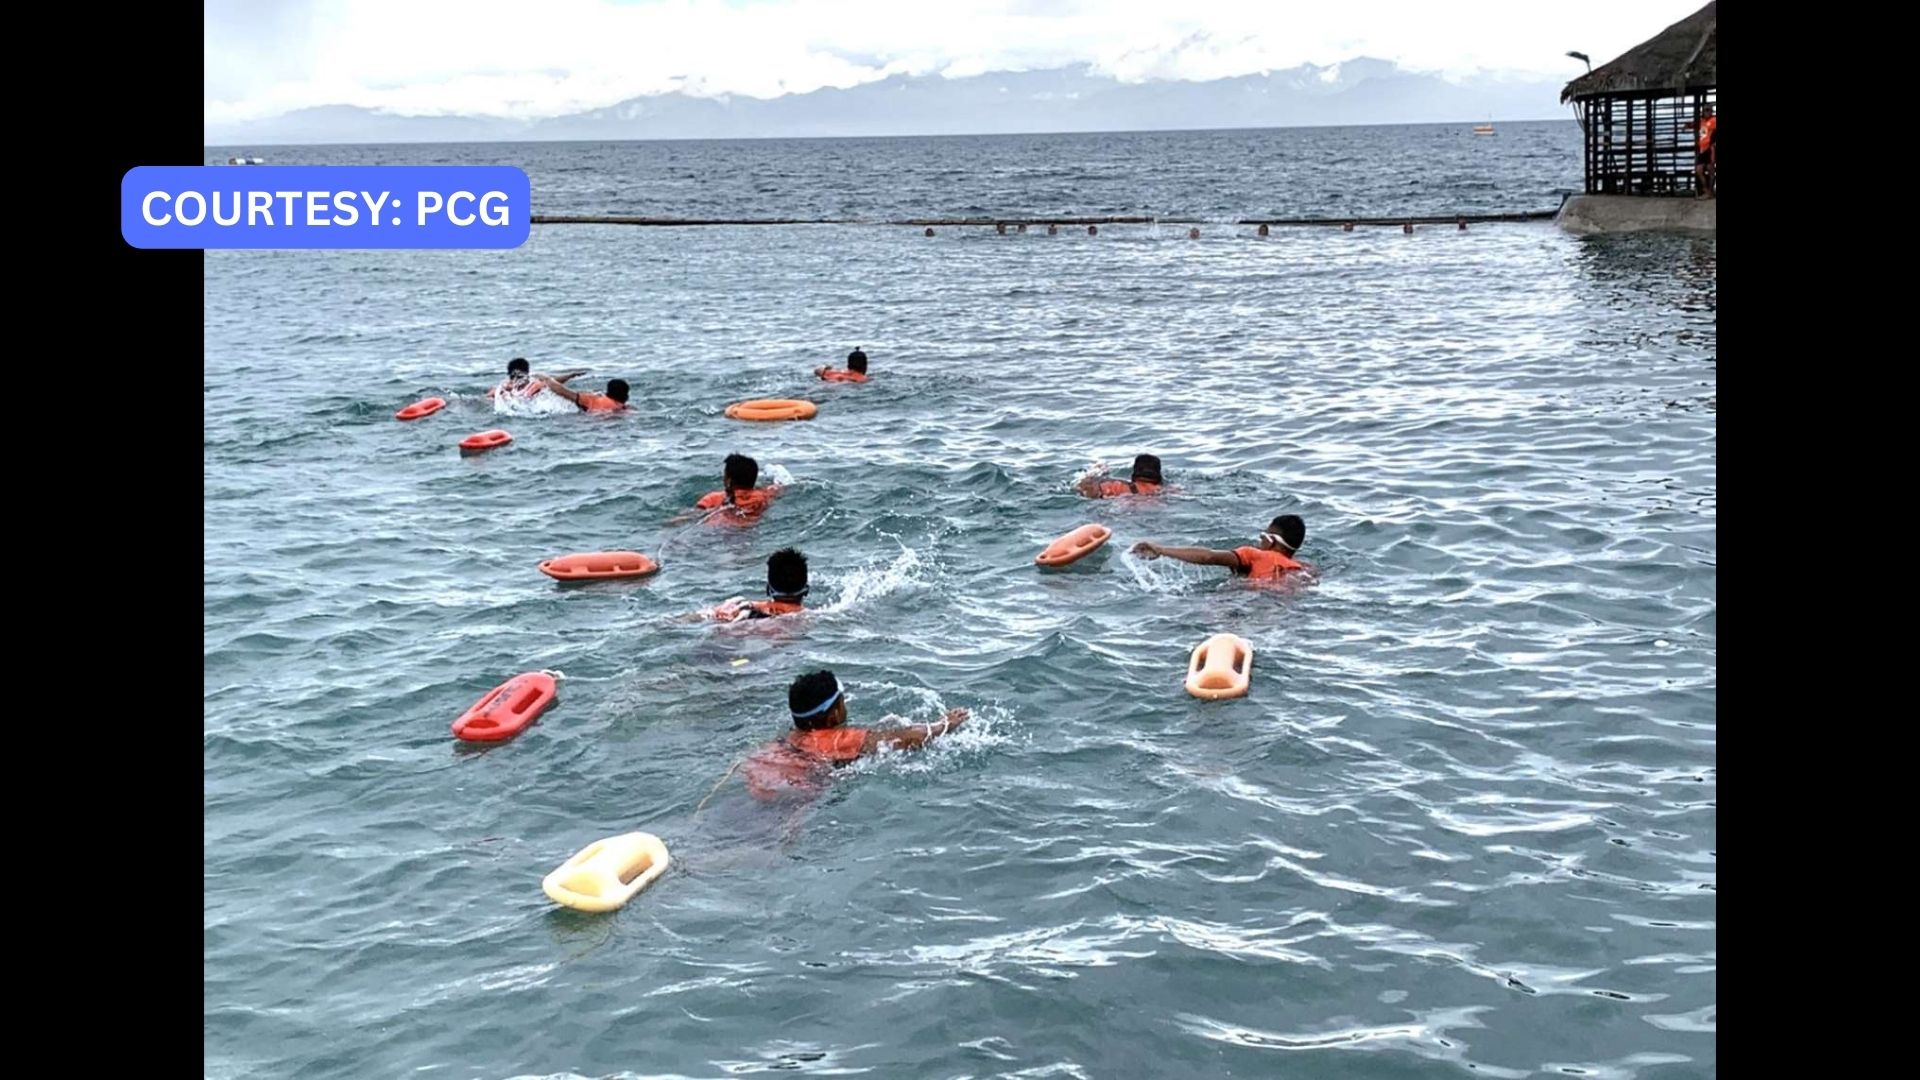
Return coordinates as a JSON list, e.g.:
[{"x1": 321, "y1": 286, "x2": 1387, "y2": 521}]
[{"x1": 206, "y1": 0, "x2": 1703, "y2": 124}]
